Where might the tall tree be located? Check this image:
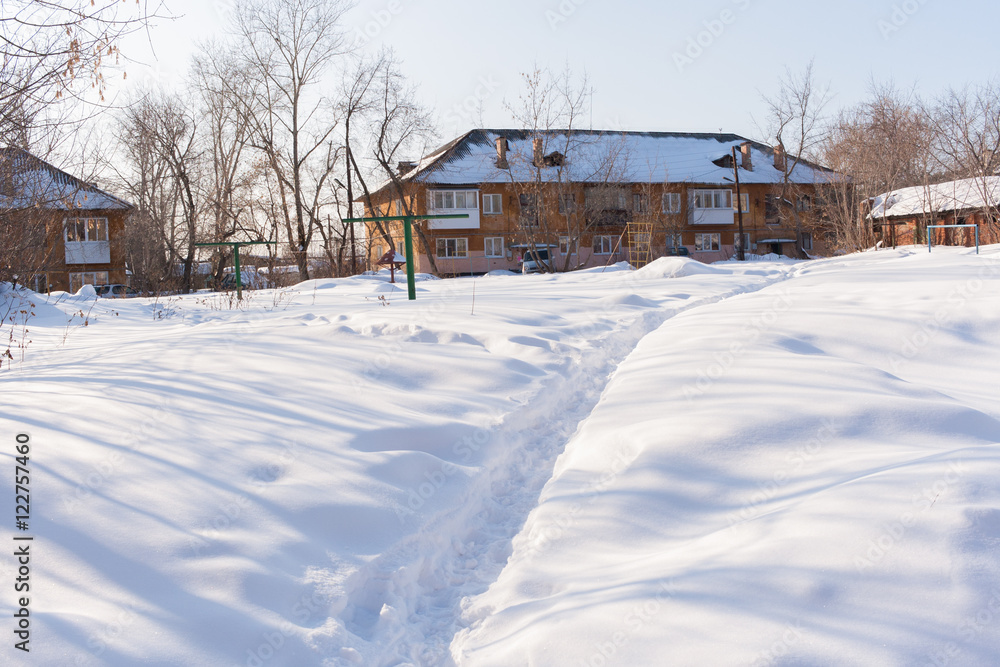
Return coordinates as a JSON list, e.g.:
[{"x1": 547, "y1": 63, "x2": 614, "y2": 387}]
[{"x1": 234, "y1": 0, "x2": 351, "y2": 280}]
